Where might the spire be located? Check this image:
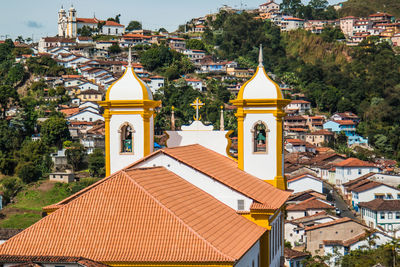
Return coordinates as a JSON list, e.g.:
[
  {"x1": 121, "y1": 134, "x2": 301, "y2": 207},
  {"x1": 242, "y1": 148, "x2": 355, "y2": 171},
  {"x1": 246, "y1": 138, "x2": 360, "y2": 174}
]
[
  {"x1": 220, "y1": 105, "x2": 224, "y2": 131},
  {"x1": 171, "y1": 106, "x2": 175, "y2": 131},
  {"x1": 128, "y1": 46, "x2": 132, "y2": 67},
  {"x1": 258, "y1": 44, "x2": 263, "y2": 67}
]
